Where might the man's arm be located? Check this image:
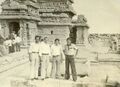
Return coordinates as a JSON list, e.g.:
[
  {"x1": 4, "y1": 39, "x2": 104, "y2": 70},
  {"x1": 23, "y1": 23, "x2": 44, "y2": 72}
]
[
  {"x1": 28, "y1": 44, "x2": 33, "y2": 62},
  {"x1": 75, "y1": 49, "x2": 78, "y2": 57},
  {"x1": 48, "y1": 45, "x2": 52, "y2": 57},
  {"x1": 38, "y1": 45, "x2": 42, "y2": 57},
  {"x1": 60, "y1": 45, "x2": 65, "y2": 61},
  {"x1": 74, "y1": 44, "x2": 78, "y2": 57}
]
